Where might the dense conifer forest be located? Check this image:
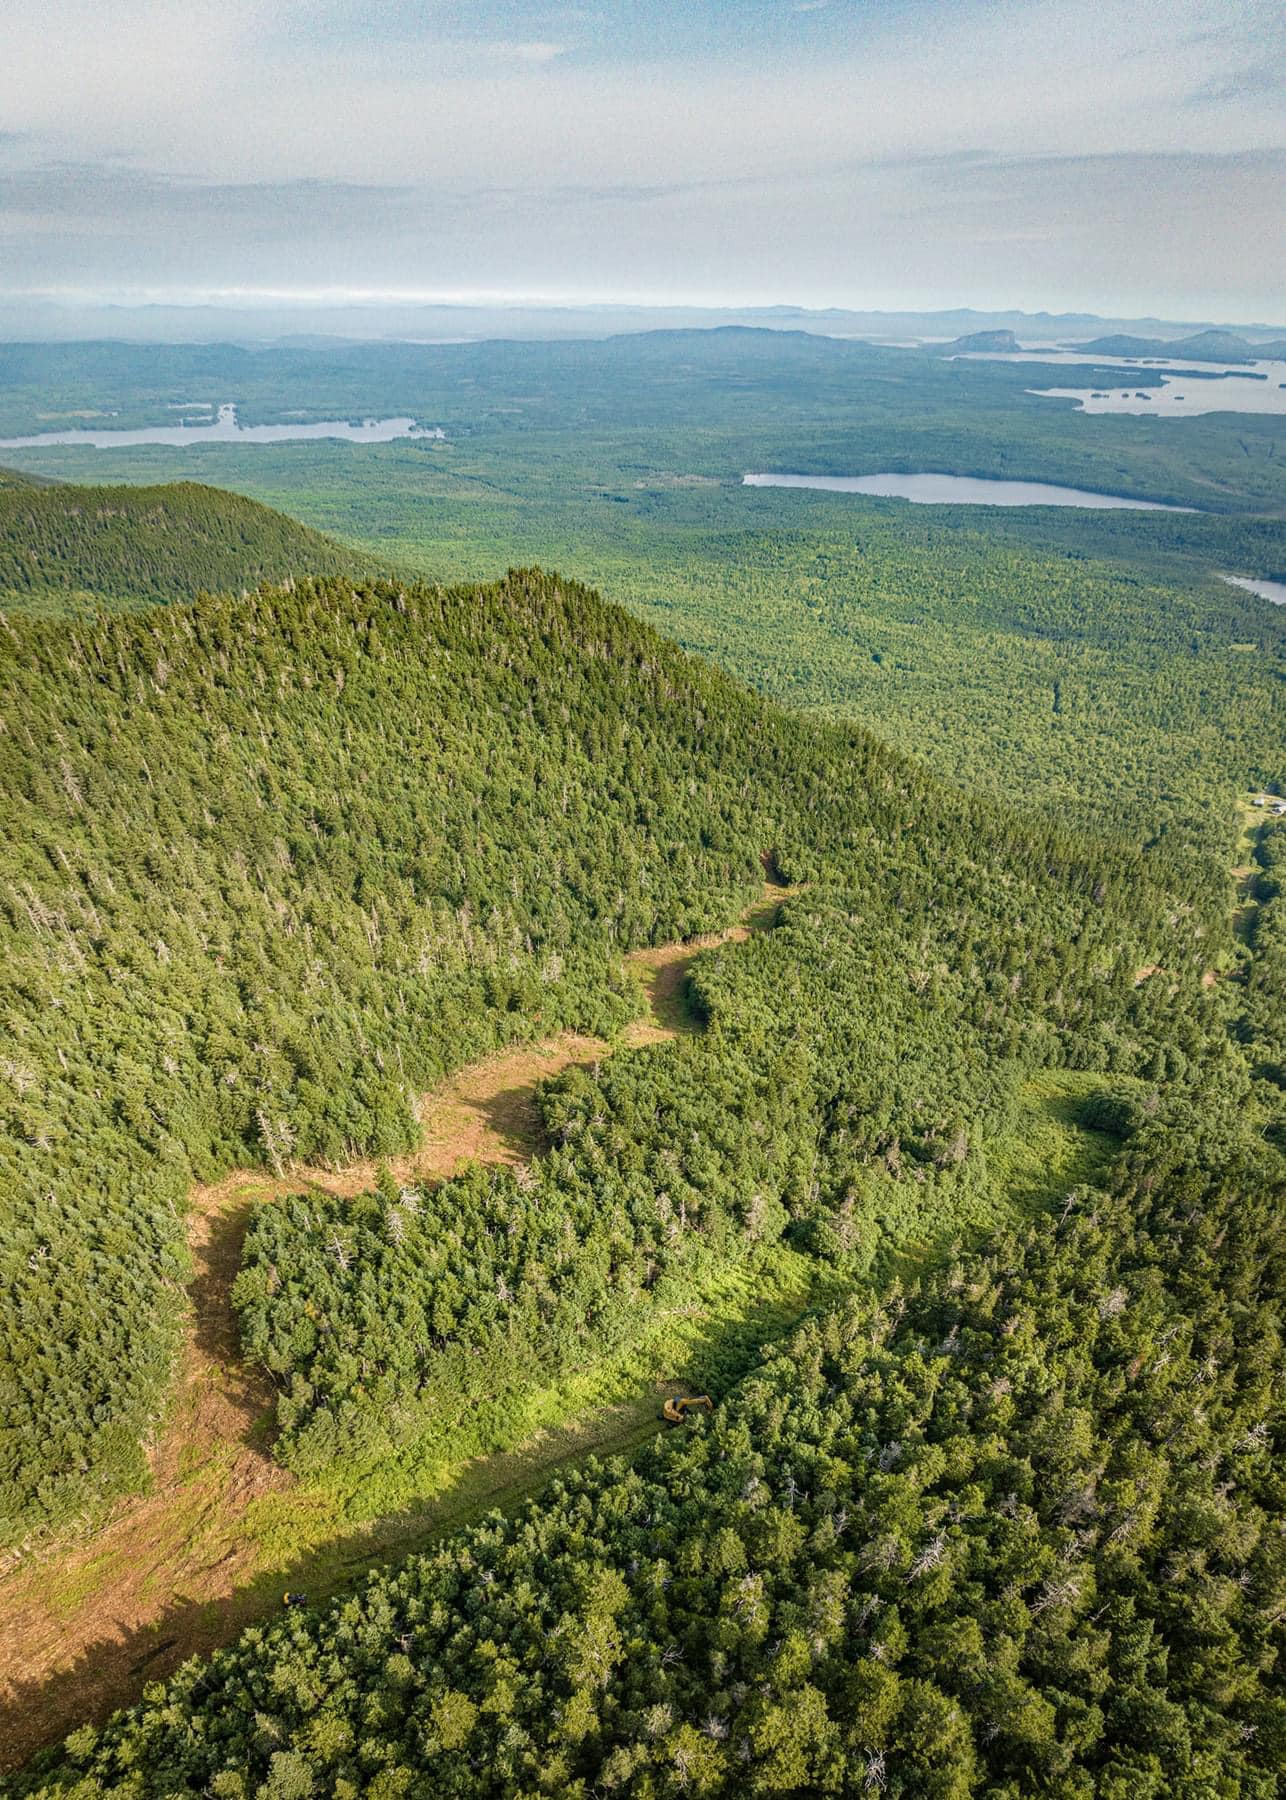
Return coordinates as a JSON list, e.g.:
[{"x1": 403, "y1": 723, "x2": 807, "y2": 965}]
[
  {"x1": 0, "y1": 568, "x2": 767, "y2": 1543},
  {"x1": 6, "y1": 563, "x2": 1220, "y2": 1547},
  {"x1": 0, "y1": 431, "x2": 1281, "y2": 1792},
  {"x1": 15, "y1": 1111, "x2": 1281, "y2": 1797}
]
